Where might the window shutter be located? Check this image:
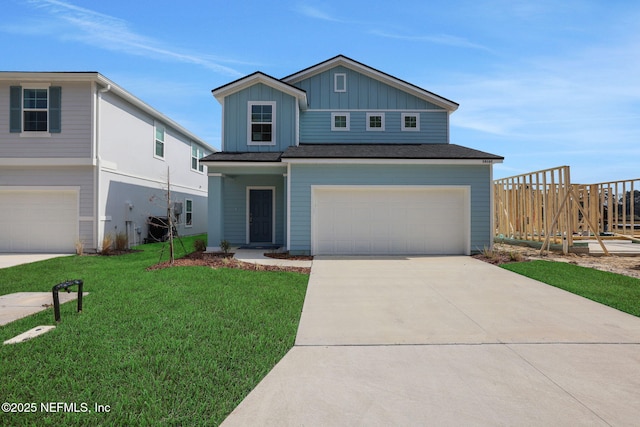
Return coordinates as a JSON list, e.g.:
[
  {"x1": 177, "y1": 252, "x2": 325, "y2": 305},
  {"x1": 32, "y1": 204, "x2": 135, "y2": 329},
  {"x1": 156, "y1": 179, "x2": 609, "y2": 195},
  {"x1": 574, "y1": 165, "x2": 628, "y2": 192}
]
[
  {"x1": 49, "y1": 86, "x2": 62, "y2": 133},
  {"x1": 10, "y1": 86, "x2": 22, "y2": 133}
]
